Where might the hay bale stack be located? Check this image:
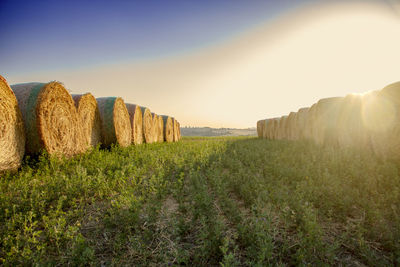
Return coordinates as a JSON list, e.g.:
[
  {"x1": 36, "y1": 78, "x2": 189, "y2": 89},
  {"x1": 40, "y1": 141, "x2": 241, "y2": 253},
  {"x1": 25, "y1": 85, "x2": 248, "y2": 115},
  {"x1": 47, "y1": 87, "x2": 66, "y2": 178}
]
[
  {"x1": 11, "y1": 81, "x2": 84, "y2": 157},
  {"x1": 286, "y1": 112, "x2": 297, "y2": 140},
  {"x1": 157, "y1": 115, "x2": 164, "y2": 142},
  {"x1": 363, "y1": 82, "x2": 400, "y2": 158},
  {"x1": 262, "y1": 119, "x2": 269, "y2": 139},
  {"x1": 0, "y1": 76, "x2": 25, "y2": 172},
  {"x1": 304, "y1": 103, "x2": 318, "y2": 141},
  {"x1": 97, "y1": 97, "x2": 132, "y2": 147},
  {"x1": 295, "y1": 107, "x2": 309, "y2": 140},
  {"x1": 314, "y1": 97, "x2": 343, "y2": 146},
  {"x1": 72, "y1": 93, "x2": 102, "y2": 150},
  {"x1": 140, "y1": 107, "x2": 153, "y2": 143},
  {"x1": 162, "y1": 115, "x2": 174, "y2": 142},
  {"x1": 257, "y1": 120, "x2": 264, "y2": 138},
  {"x1": 126, "y1": 104, "x2": 143, "y2": 145},
  {"x1": 336, "y1": 94, "x2": 368, "y2": 149}
]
